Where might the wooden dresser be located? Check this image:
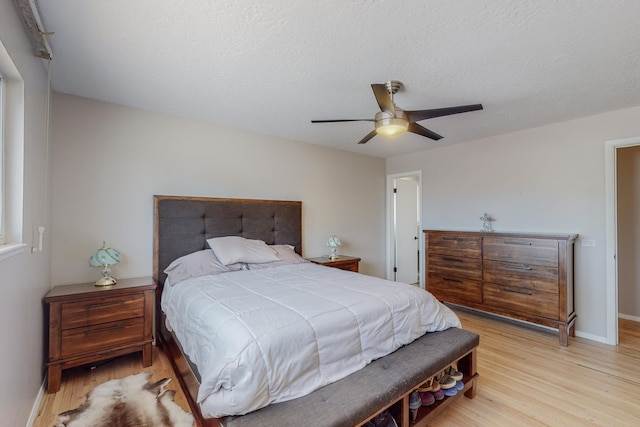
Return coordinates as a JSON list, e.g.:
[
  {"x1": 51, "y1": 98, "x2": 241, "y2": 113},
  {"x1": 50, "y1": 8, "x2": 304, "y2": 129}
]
[
  {"x1": 43, "y1": 277, "x2": 156, "y2": 392},
  {"x1": 425, "y1": 230, "x2": 577, "y2": 346}
]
